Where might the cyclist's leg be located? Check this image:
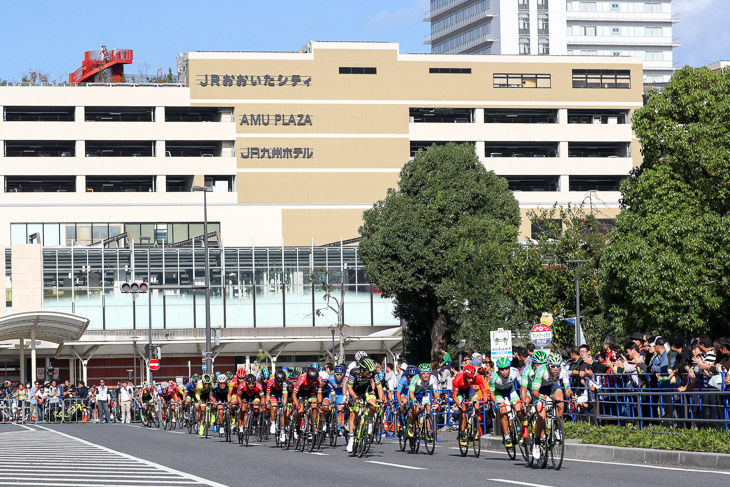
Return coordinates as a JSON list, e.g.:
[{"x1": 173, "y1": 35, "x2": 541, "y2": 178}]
[
  {"x1": 552, "y1": 387, "x2": 565, "y2": 417},
  {"x1": 495, "y1": 396, "x2": 510, "y2": 434}
]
